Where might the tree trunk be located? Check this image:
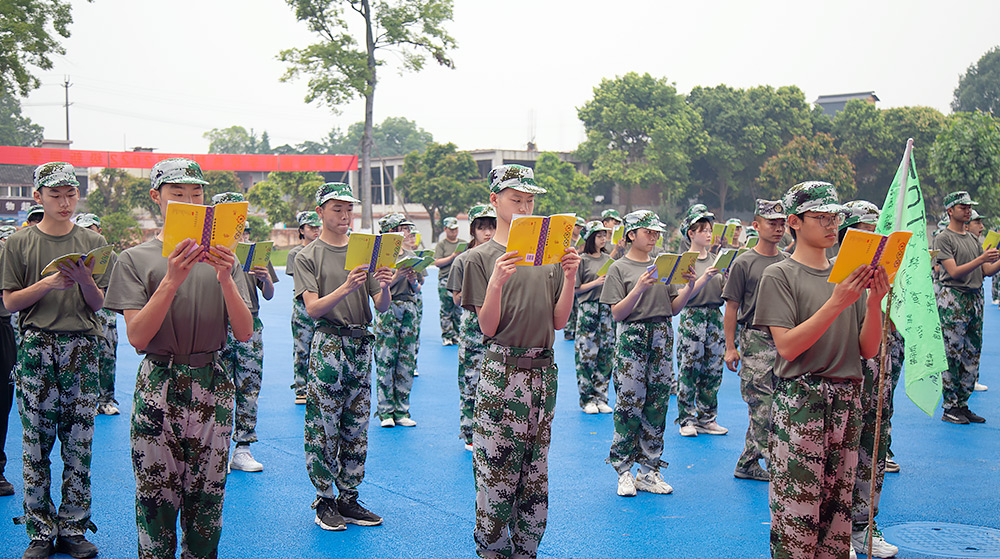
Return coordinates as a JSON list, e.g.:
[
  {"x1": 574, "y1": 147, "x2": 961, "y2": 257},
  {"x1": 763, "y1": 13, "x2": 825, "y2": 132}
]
[
  {"x1": 360, "y1": 0, "x2": 377, "y2": 230},
  {"x1": 717, "y1": 179, "x2": 728, "y2": 217}
]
